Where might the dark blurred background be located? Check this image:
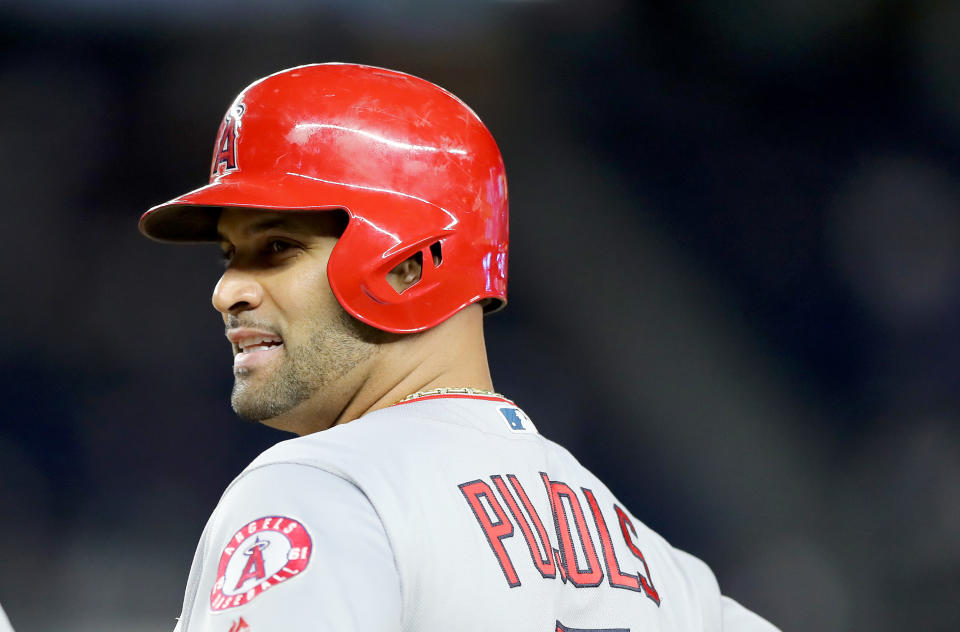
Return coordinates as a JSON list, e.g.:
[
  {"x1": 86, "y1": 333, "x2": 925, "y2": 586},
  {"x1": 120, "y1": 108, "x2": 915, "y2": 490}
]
[{"x1": 2, "y1": 0, "x2": 959, "y2": 630}]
